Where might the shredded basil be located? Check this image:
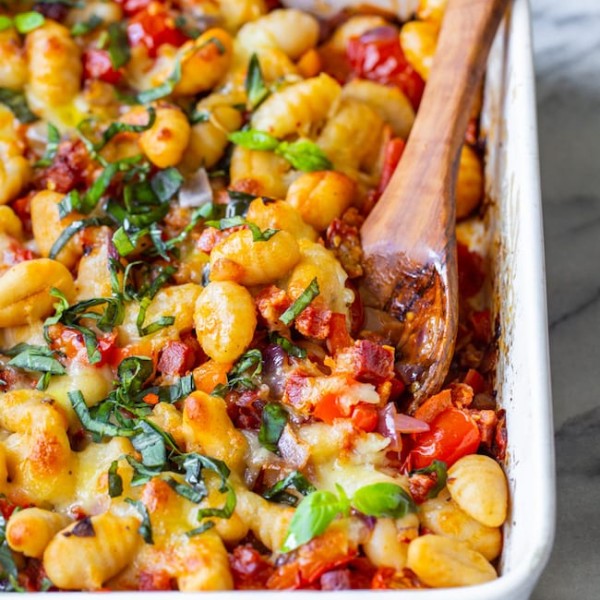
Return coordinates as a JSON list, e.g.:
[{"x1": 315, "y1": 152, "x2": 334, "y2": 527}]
[
  {"x1": 269, "y1": 333, "x2": 307, "y2": 359},
  {"x1": 258, "y1": 403, "x2": 288, "y2": 453},
  {"x1": 279, "y1": 278, "x2": 320, "y2": 326},
  {"x1": 106, "y1": 21, "x2": 130, "y2": 69},
  {"x1": 0, "y1": 88, "x2": 37, "y2": 123},
  {"x1": 245, "y1": 53, "x2": 269, "y2": 110},
  {"x1": 71, "y1": 14, "x2": 103, "y2": 36},
  {"x1": 212, "y1": 349, "x2": 263, "y2": 397},
  {"x1": 35, "y1": 123, "x2": 60, "y2": 167},
  {"x1": 0, "y1": 17, "x2": 12, "y2": 32},
  {"x1": 263, "y1": 471, "x2": 316, "y2": 507},
  {"x1": 137, "y1": 59, "x2": 182, "y2": 104},
  {"x1": 135, "y1": 266, "x2": 177, "y2": 337},
  {"x1": 185, "y1": 522, "x2": 215, "y2": 537},
  {"x1": 205, "y1": 215, "x2": 278, "y2": 242},
  {"x1": 126, "y1": 499, "x2": 154, "y2": 544},
  {"x1": 108, "y1": 461, "x2": 123, "y2": 498},
  {"x1": 0, "y1": 511, "x2": 21, "y2": 591},
  {"x1": 6, "y1": 344, "x2": 65, "y2": 377},
  {"x1": 49, "y1": 217, "x2": 112, "y2": 259},
  {"x1": 69, "y1": 390, "x2": 136, "y2": 438}
]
